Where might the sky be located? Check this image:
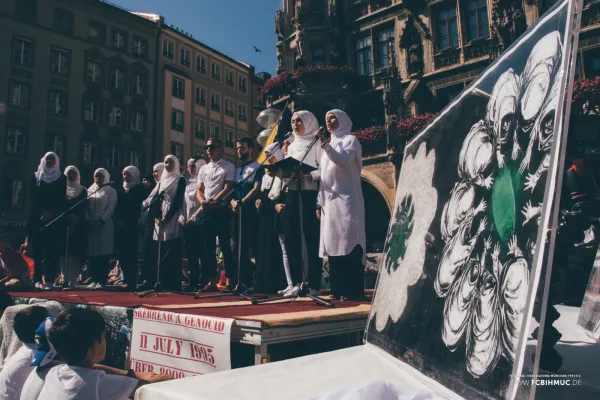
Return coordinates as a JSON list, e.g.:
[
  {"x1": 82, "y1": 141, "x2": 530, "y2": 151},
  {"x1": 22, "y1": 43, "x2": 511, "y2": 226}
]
[{"x1": 112, "y1": 0, "x2": 281, "y2": 75}]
